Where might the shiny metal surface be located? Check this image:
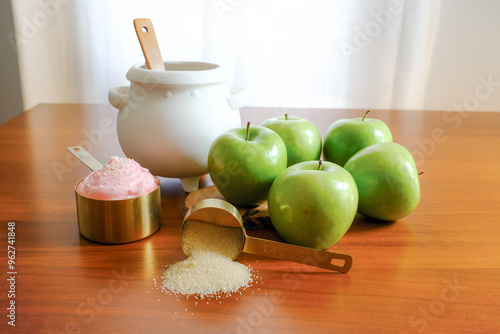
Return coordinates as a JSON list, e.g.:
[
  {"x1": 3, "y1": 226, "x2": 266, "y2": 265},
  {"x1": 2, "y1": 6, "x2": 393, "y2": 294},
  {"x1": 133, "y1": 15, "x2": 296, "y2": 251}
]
[
  {"x1": 75, "y1": 178, "x2": 161, "y2": 244},
  {"x1": 181, "y1": 198, "x2": 352, "y2": 273}
]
